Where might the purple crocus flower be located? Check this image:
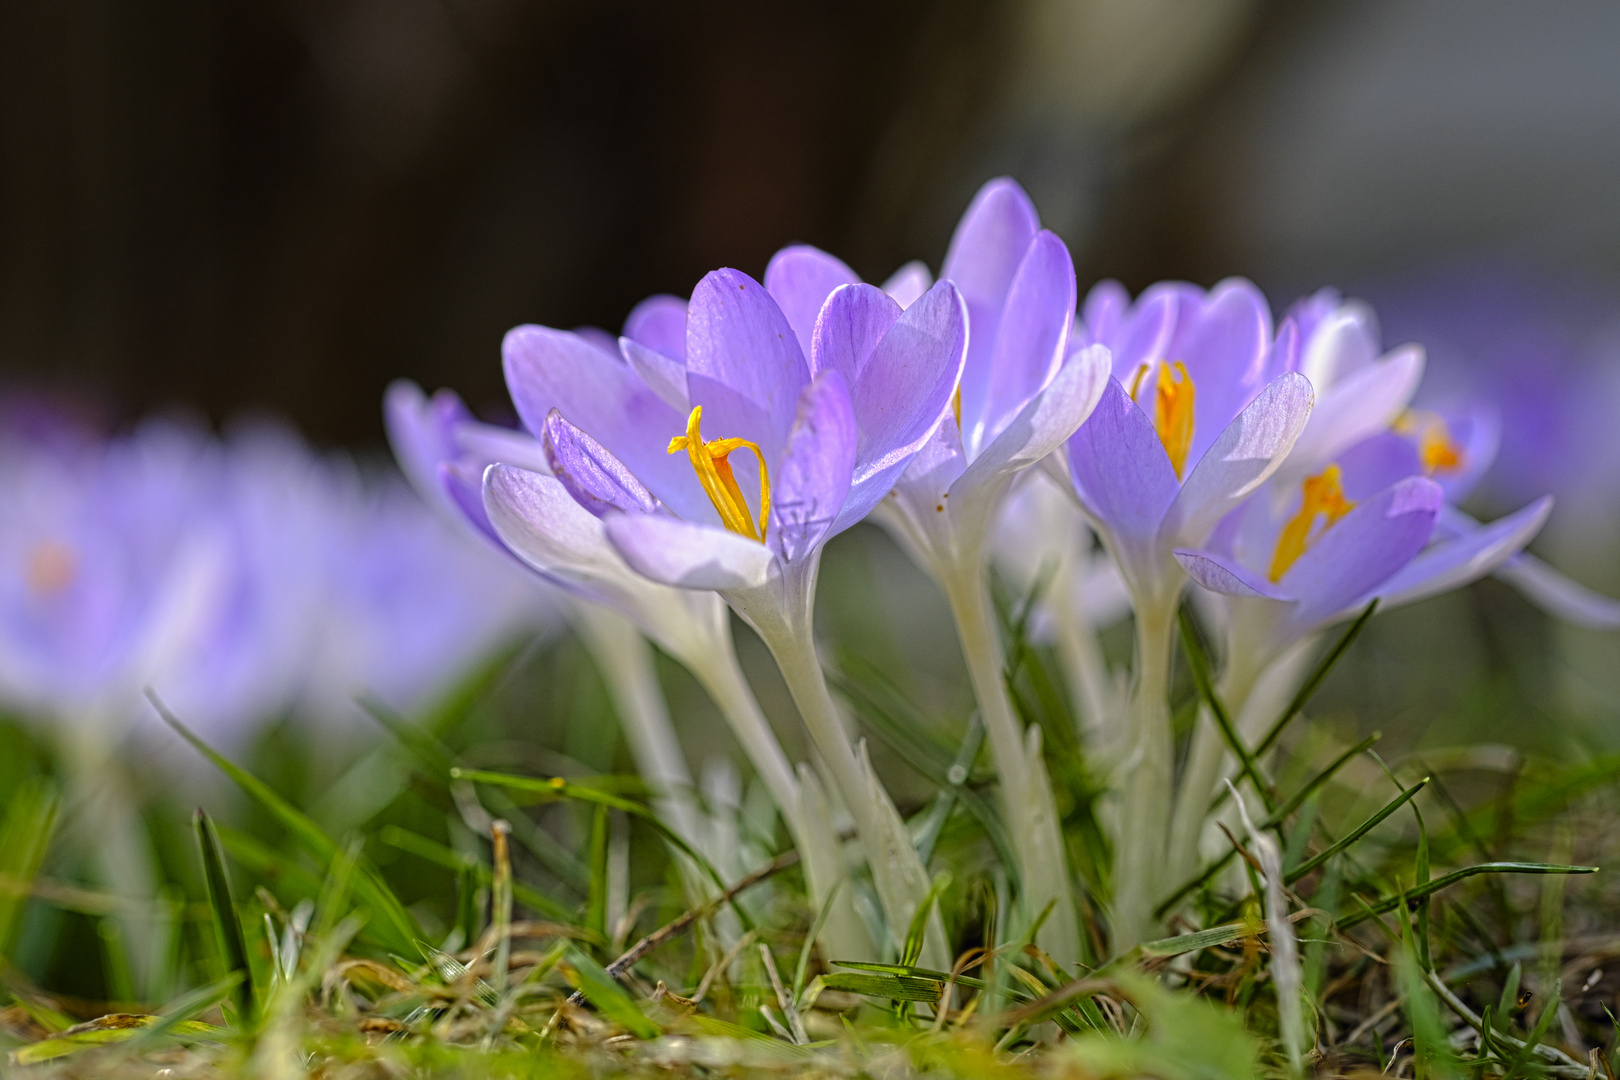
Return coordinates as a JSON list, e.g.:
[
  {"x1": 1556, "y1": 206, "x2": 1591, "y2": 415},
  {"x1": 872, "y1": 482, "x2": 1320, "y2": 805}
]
[
  {"x1": 1173, "y1": 431, "x2": 1550, "y2": 668},
  {"x1": 500, "y1": 266, "x2": 967, "y2": 641},
  {"x1": 1066, "y1": 280, "x2": 1317, "y2": 619},
  {"x1": 1063, "y1": 277, "x2": 1316, "y2": 948},
  {"x1": 0, "y1": 420, "x2": 230, "y2": 730},
  {"x1": 489, "y1": 263, "x2": 968, "y2": 963}
]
